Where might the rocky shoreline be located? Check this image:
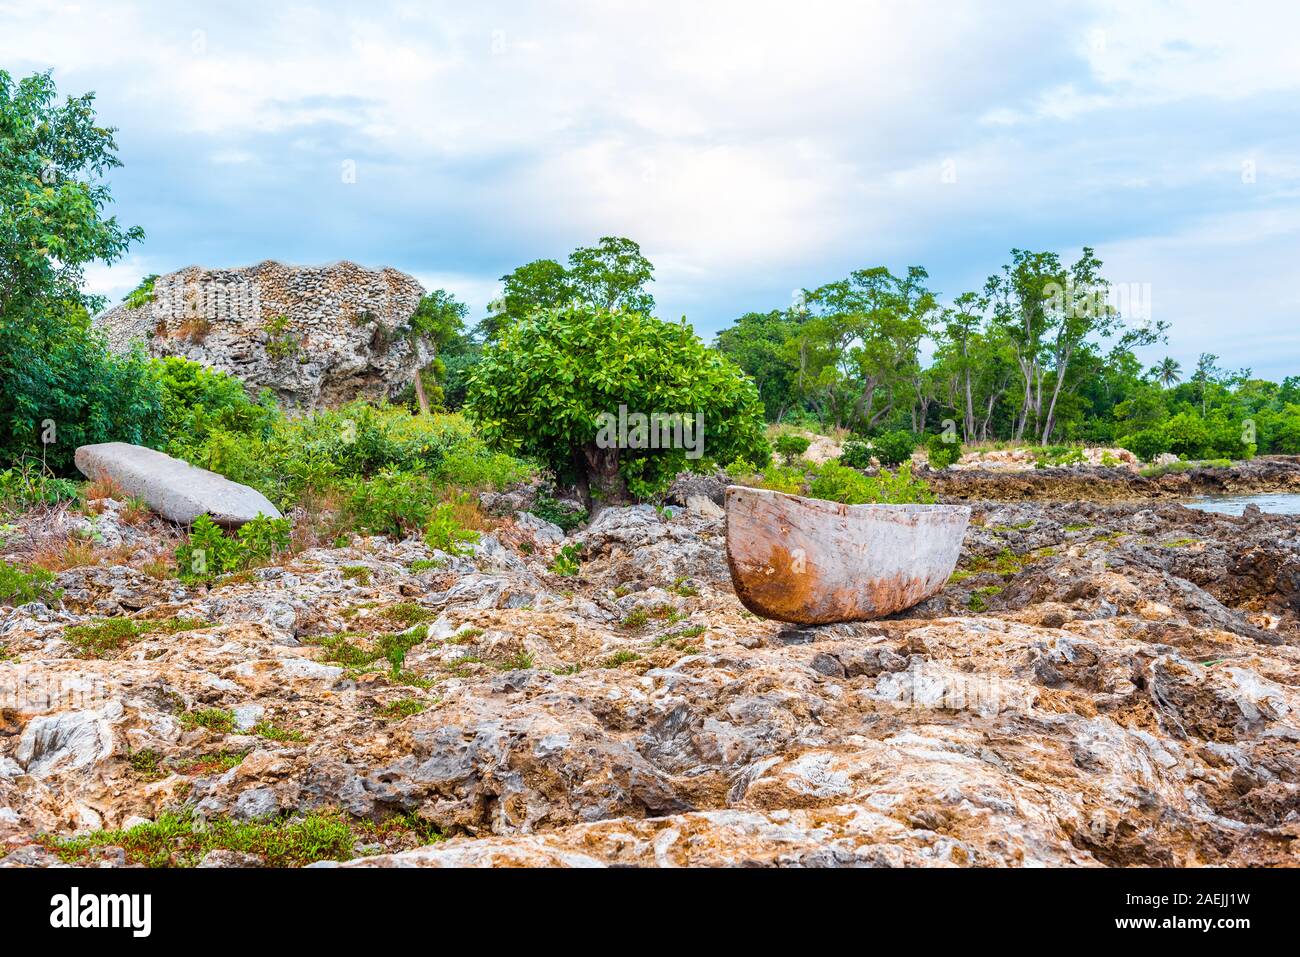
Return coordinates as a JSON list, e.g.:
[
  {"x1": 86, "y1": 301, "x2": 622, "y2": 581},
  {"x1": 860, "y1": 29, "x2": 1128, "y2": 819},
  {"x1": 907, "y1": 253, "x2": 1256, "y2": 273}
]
[
  {"x1": 1, "y1": 469, "x2": 1298, "y2": 867},
  {"x1": 923, "y1": 455, "x2": 1300, "y2": 502}
]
